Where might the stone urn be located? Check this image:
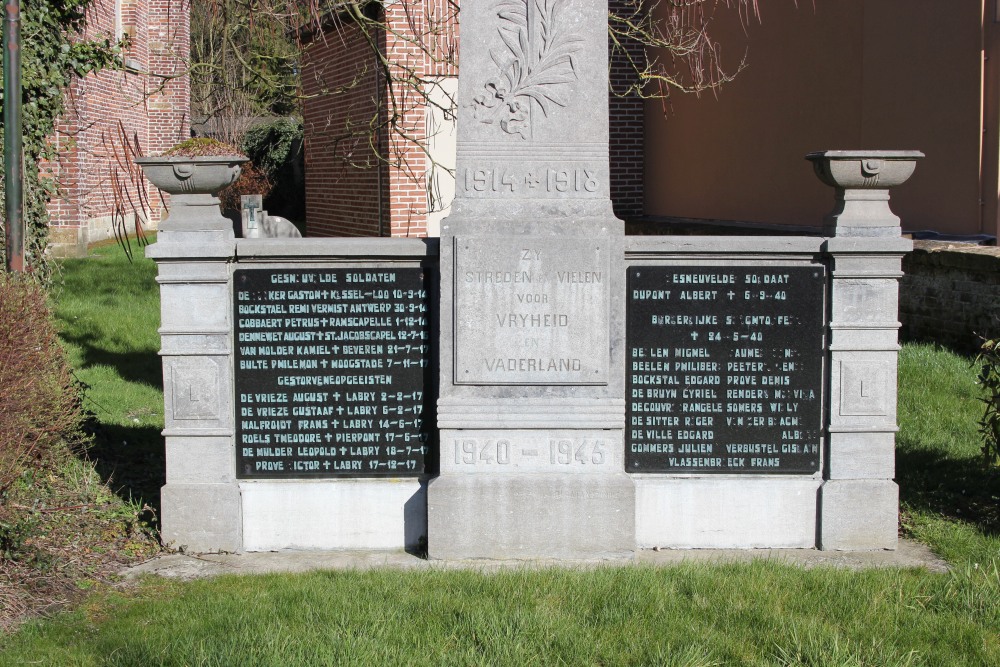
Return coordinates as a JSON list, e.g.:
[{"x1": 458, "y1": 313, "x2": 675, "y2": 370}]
[
  {"x1": 806, "y1": 150, "x2": 923, "y2": 237},
  {"x1": 136, "y1": 156, "x2": 247, "y2": 238}
]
